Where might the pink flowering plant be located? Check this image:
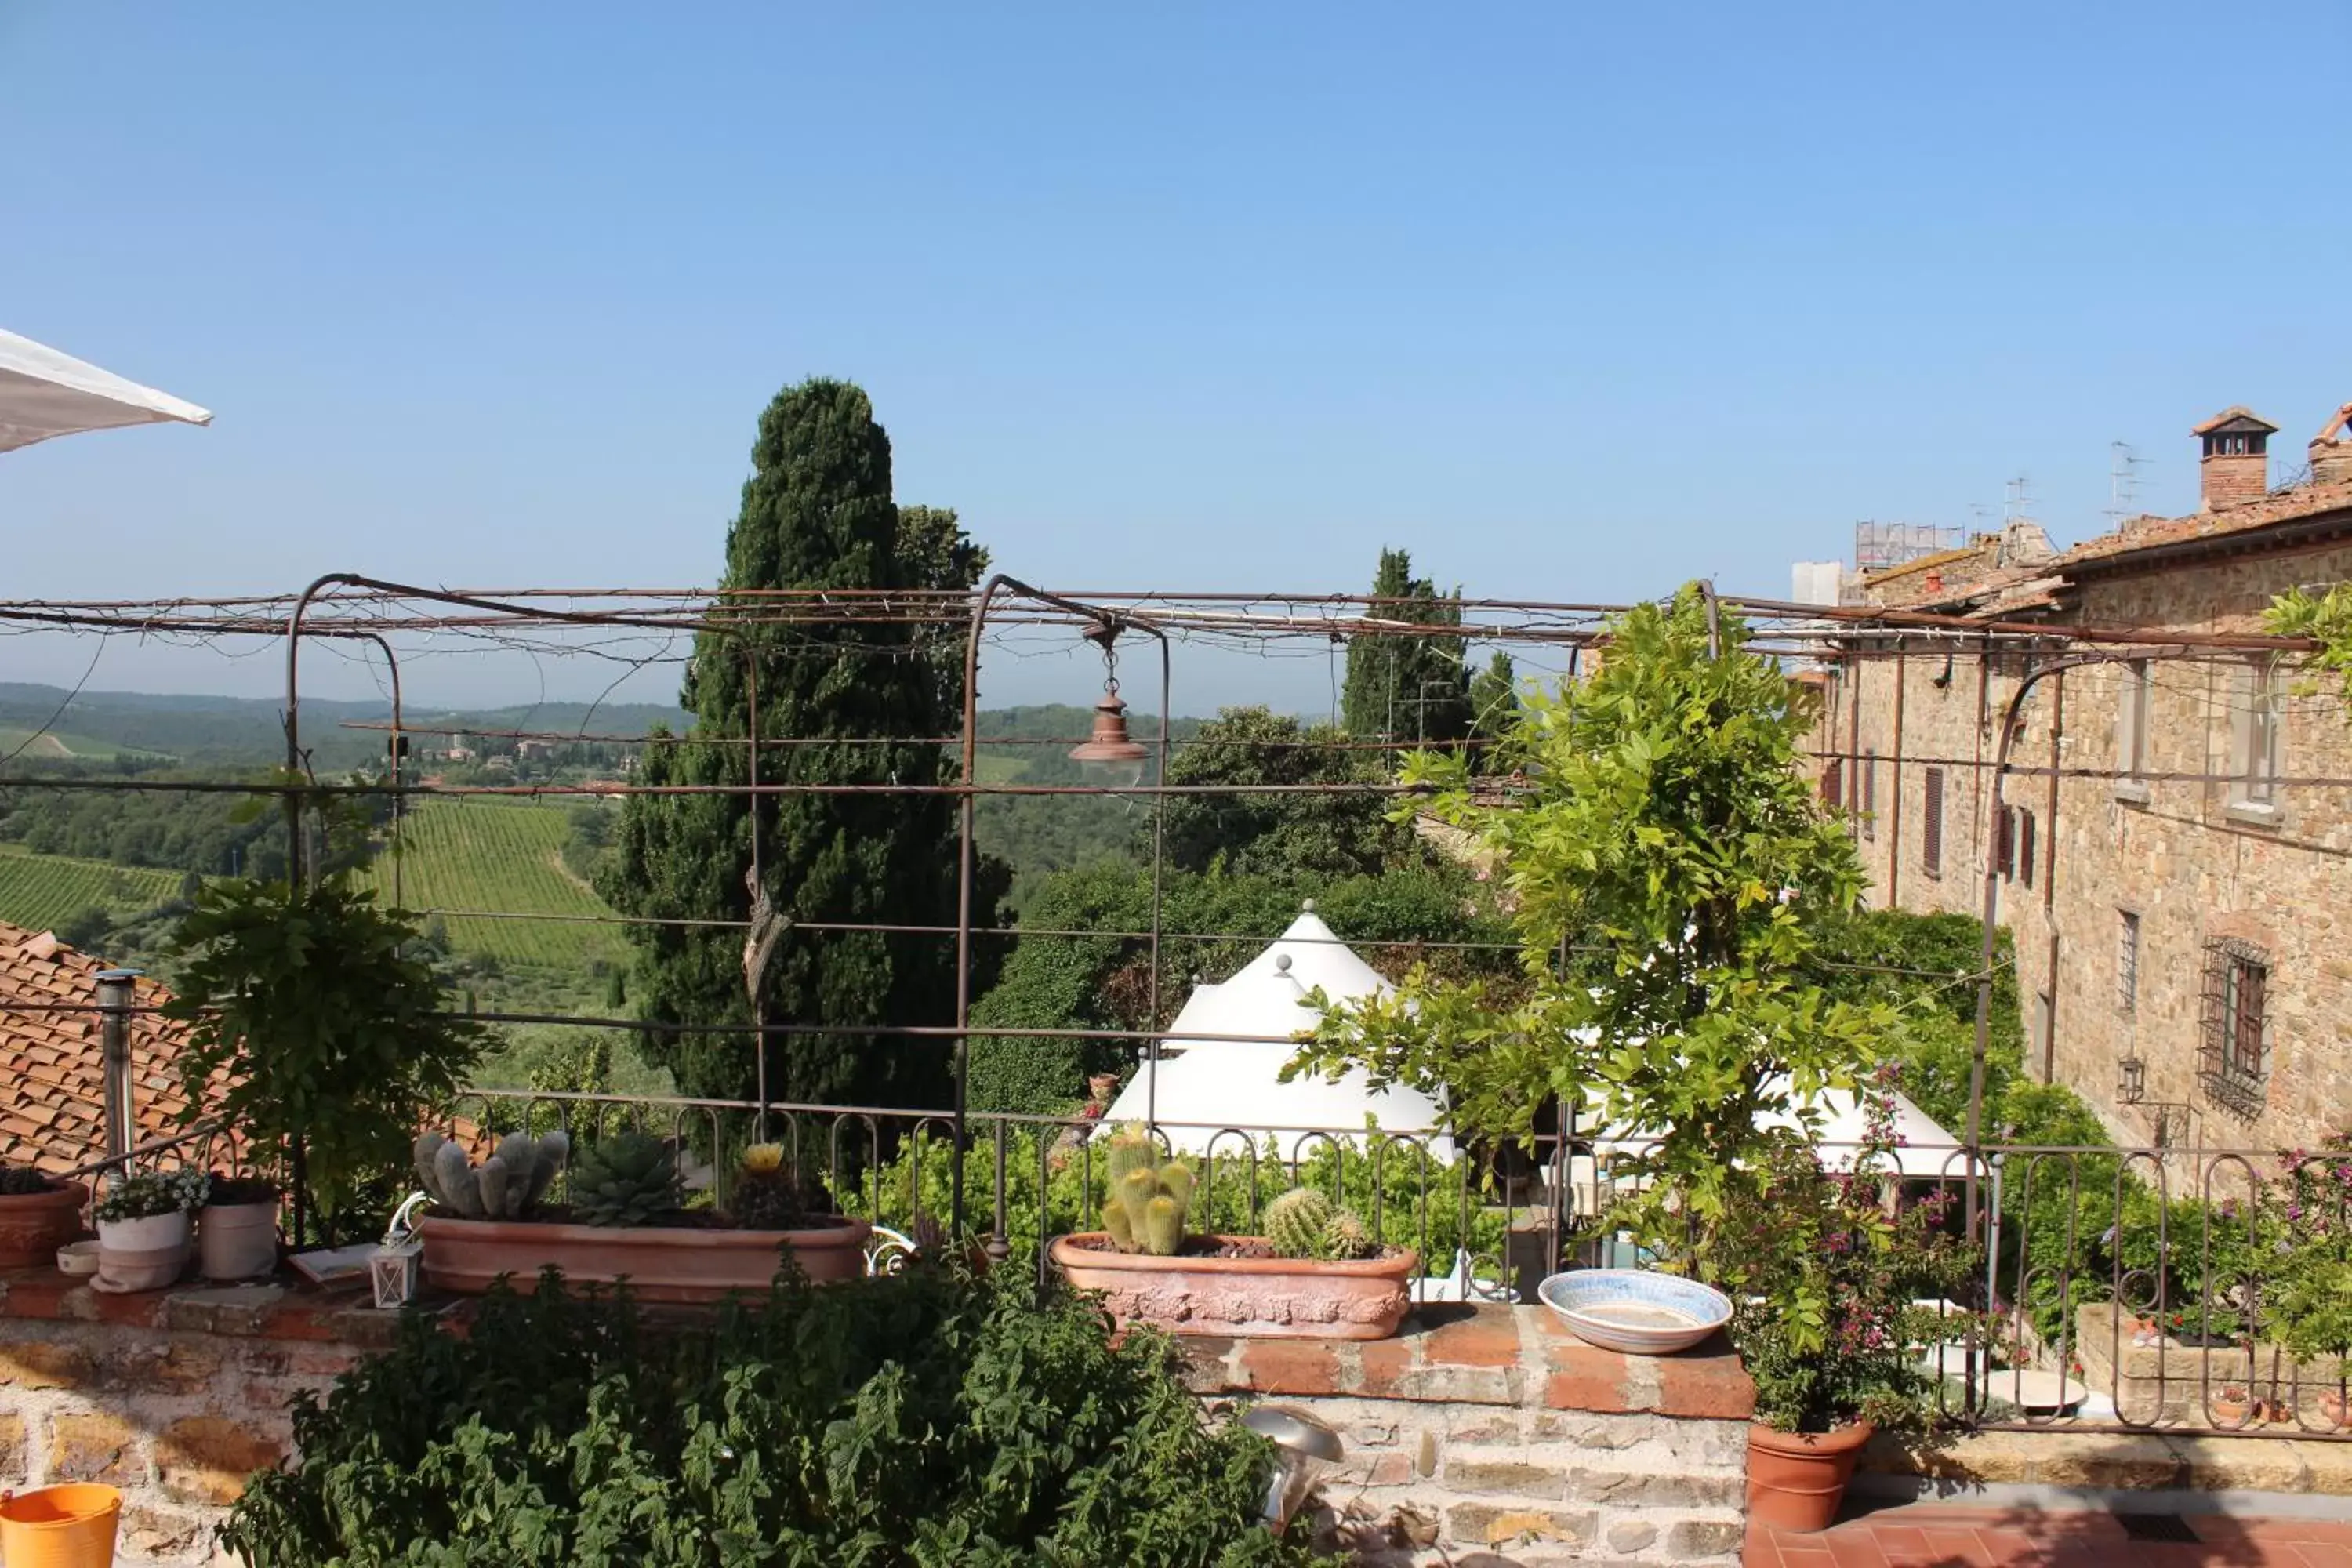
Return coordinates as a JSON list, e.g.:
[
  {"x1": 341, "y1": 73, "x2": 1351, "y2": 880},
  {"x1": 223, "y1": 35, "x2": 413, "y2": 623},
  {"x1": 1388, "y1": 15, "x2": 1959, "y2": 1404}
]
[
  {"x1": 2269, "y1": 1134, "x2": 2352, "y2": 1372},
  {"x1": 1703, "y1": 1068, "x2": 1982, "y2": 1435}
]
